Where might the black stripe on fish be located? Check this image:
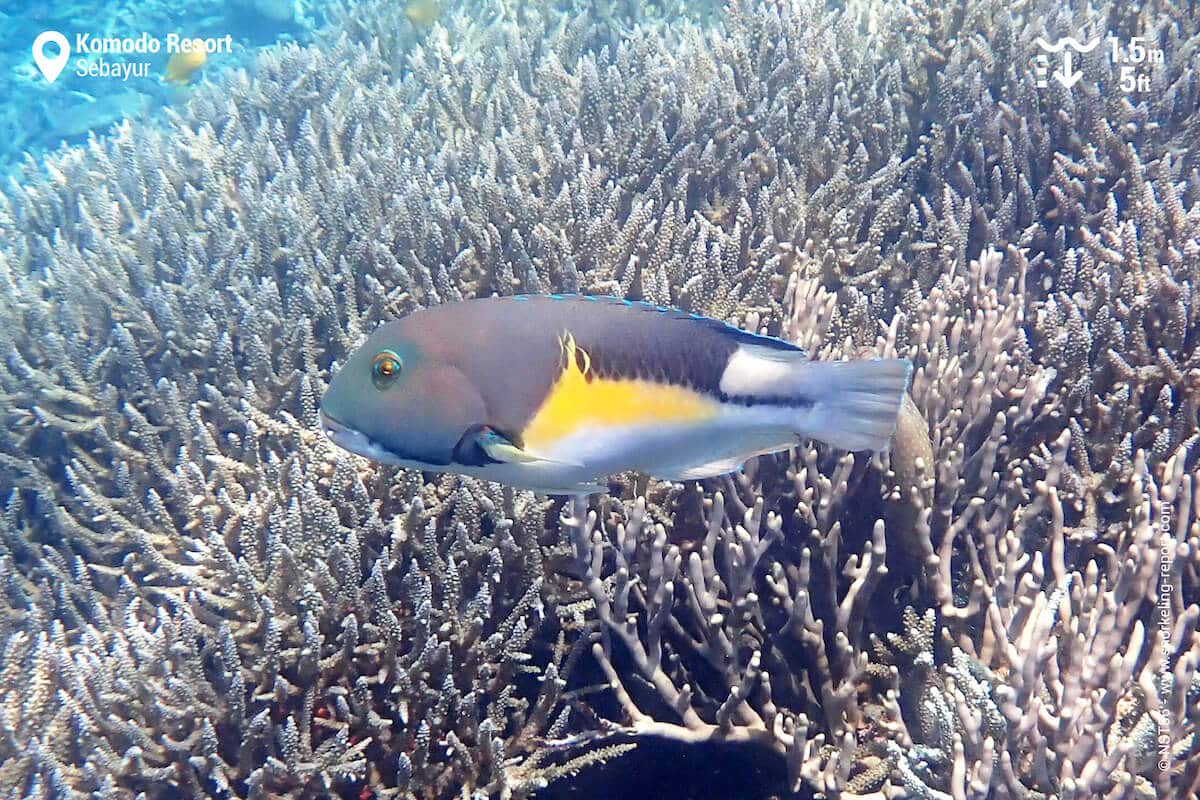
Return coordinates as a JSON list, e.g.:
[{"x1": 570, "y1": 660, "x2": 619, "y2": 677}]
[
  {"x1": 540, "y1": 300, "x2": 813, "y2": 408},
  {"x1": 723, "y1": 392, "x2": 815, "y2": 409}
]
